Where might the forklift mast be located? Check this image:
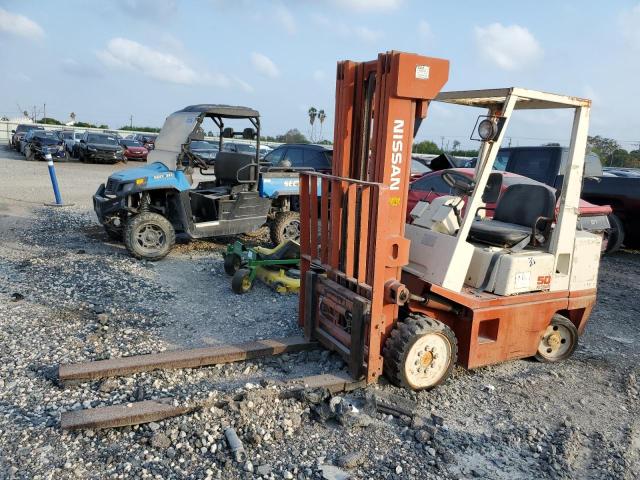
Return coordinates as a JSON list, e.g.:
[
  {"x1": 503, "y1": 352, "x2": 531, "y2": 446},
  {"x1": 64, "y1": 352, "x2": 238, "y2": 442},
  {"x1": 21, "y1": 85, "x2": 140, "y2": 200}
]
[{"x1": 299, "y1": 51, "x2": 449, "y2": 383}]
